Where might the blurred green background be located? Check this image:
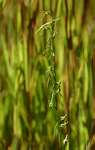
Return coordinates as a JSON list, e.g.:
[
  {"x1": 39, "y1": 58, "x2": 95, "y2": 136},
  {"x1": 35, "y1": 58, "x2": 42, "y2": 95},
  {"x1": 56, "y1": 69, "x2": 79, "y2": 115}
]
[{"x1": 0, "y1": 0, "x2": 95, "y2": 149}]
